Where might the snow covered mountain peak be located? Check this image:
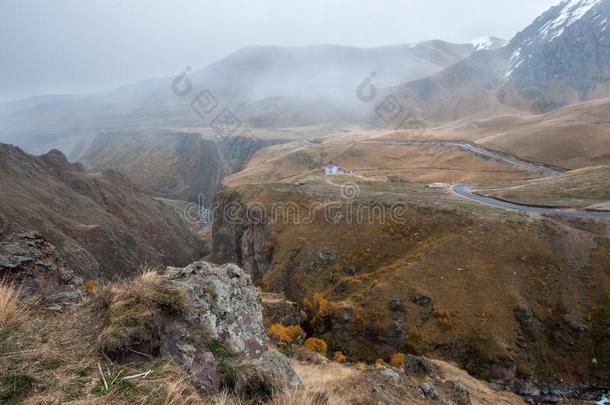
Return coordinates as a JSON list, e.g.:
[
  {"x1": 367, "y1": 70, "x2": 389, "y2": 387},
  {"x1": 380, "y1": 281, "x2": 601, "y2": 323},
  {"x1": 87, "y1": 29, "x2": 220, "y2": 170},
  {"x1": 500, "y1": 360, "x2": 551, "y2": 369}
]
[{"x1": 469, "y1": 36, "x2": 507, "y2": 51}]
